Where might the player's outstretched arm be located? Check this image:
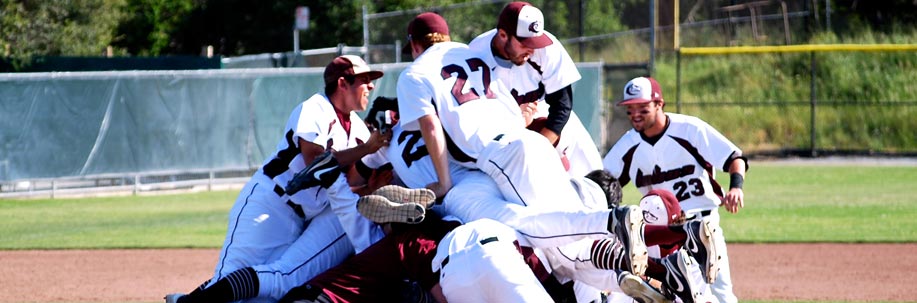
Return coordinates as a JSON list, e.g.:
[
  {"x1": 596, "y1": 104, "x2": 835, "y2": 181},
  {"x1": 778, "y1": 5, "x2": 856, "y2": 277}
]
[
  {"x1": 418, "y1": 114, "x2": 452, "y2": 198},
  {"x1": 724, "y1": 158, "x2": 747, "y2": 213}
]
